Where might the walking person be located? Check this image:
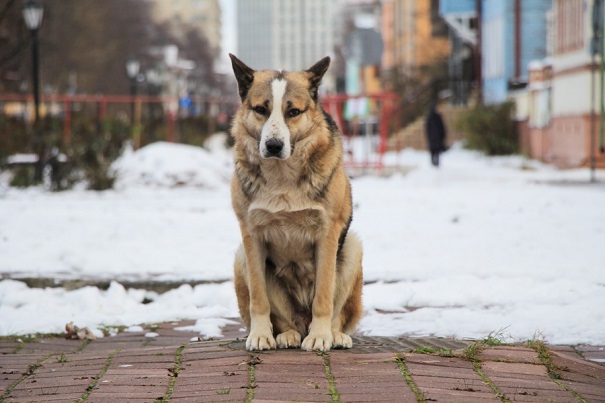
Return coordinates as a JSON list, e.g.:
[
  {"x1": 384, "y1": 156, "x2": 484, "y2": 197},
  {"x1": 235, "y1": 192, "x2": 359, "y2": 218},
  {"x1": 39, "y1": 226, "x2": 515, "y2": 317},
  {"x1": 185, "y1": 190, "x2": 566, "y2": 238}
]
[{"x1": 425, "y1": 101, "x2": 447, "y2": 167}]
